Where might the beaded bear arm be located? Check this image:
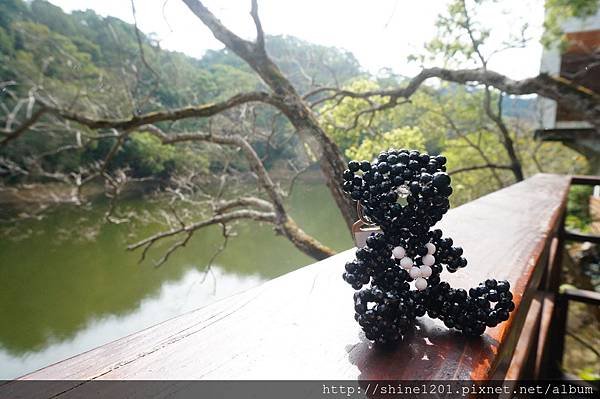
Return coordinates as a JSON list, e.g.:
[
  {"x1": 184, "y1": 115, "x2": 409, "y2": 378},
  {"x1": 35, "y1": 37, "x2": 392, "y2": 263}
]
[{"x1": 341, "y1": 149, "x2": 515, "y2": 344}]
